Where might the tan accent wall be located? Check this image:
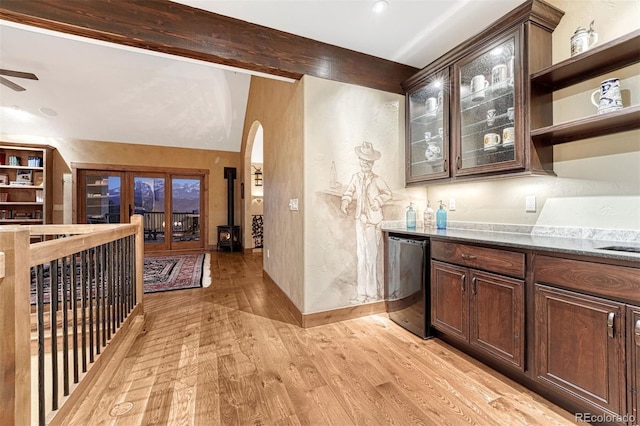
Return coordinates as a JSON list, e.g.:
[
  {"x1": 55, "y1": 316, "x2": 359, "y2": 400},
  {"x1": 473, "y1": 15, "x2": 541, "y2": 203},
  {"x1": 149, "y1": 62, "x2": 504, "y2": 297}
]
[
  {"x1": 0, "y1": 134, "x2": 241, "y2": 247},
  {"x1": 240, "y1": 77, "x2": 305, "y2": 310}
]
